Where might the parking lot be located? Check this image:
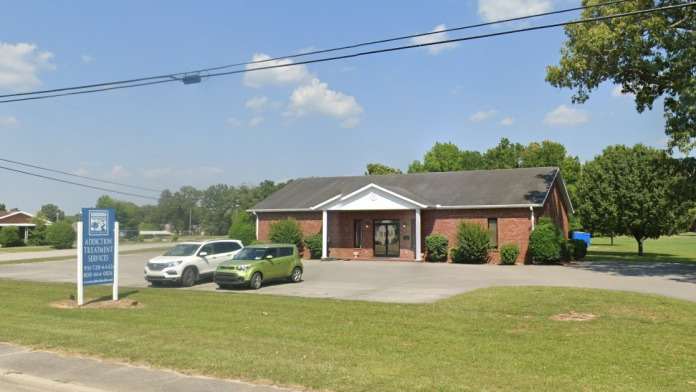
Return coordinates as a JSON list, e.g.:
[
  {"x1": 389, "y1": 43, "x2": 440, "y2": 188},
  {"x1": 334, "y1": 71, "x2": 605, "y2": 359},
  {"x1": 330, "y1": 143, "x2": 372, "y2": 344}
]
[{"x1": 1, "y1": 250, "x2": 695, "y2": 303}]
